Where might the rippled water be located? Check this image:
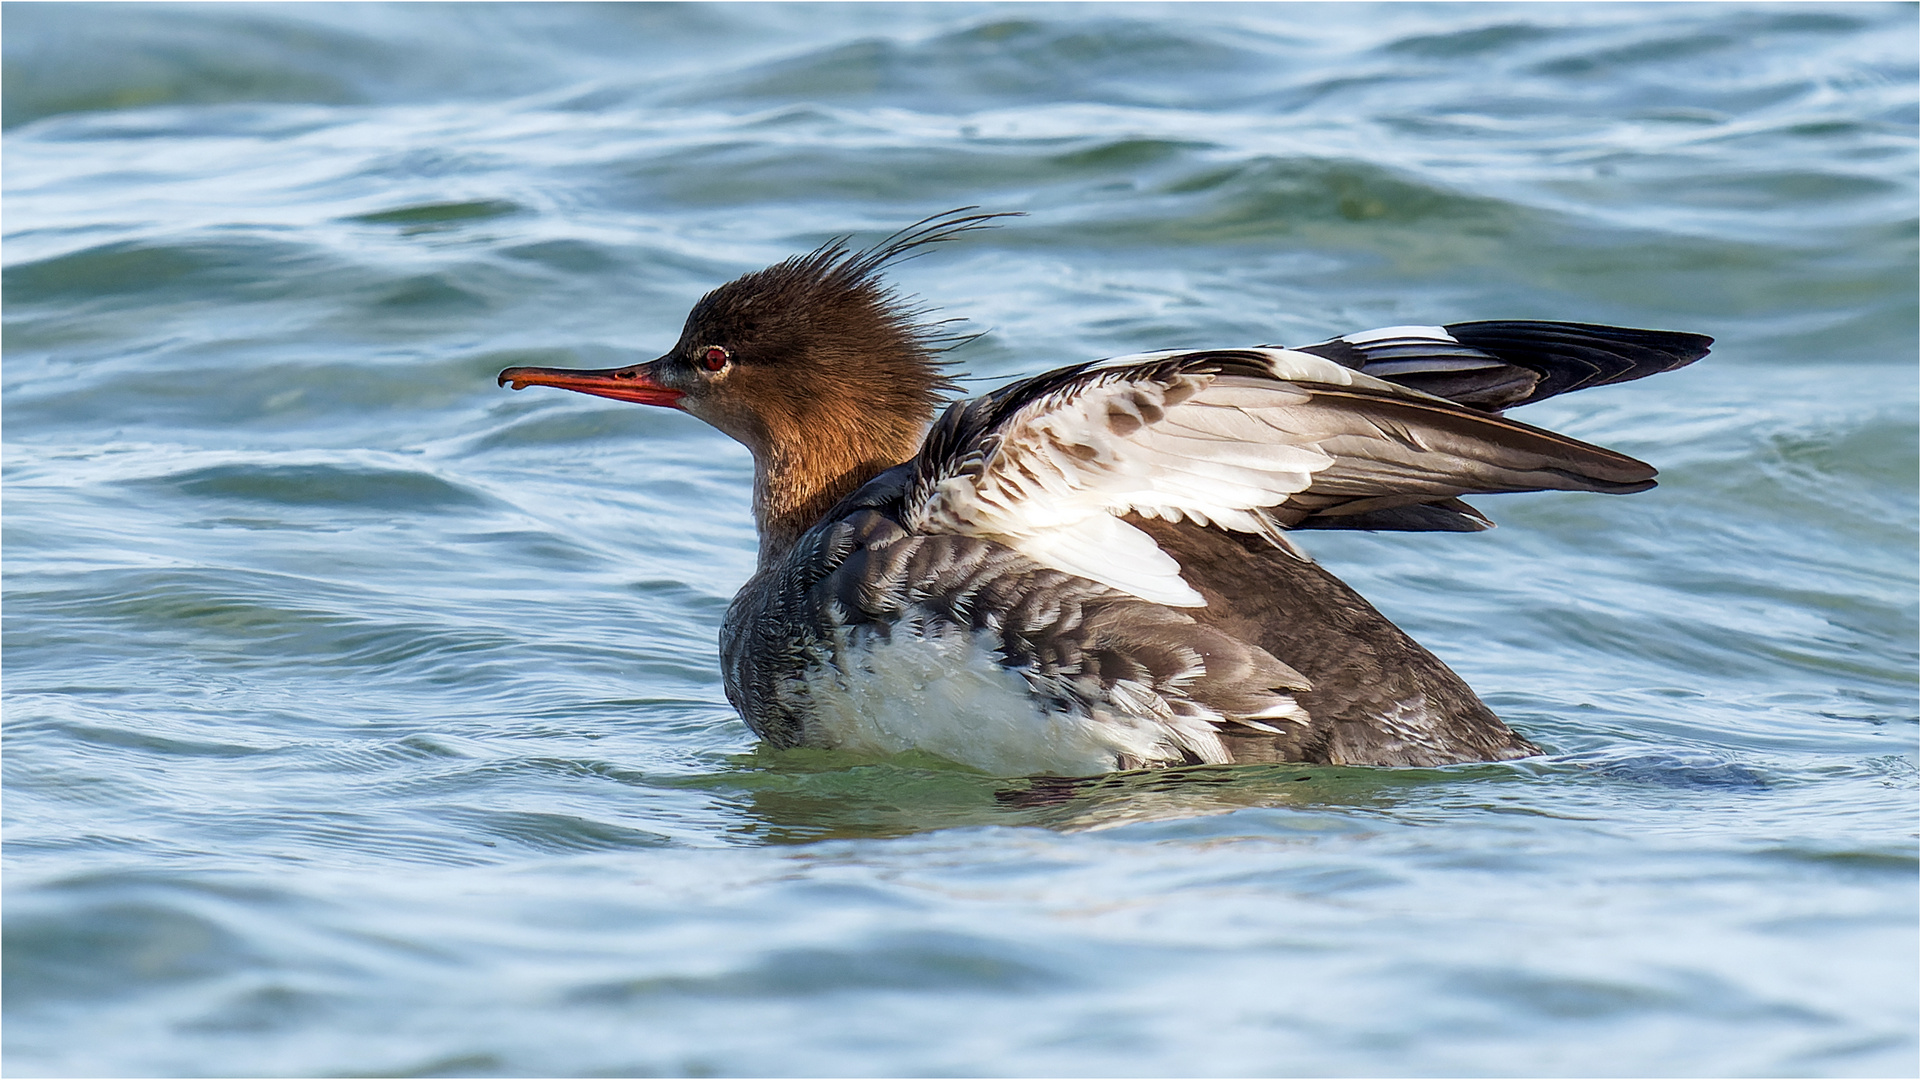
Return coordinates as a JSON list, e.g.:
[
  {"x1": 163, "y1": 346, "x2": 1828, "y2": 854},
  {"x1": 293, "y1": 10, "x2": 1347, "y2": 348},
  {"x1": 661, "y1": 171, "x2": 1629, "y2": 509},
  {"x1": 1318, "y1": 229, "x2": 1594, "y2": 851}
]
[{"x1": 5, "y1": 3, "x2": 1917, "y2": 1076}]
